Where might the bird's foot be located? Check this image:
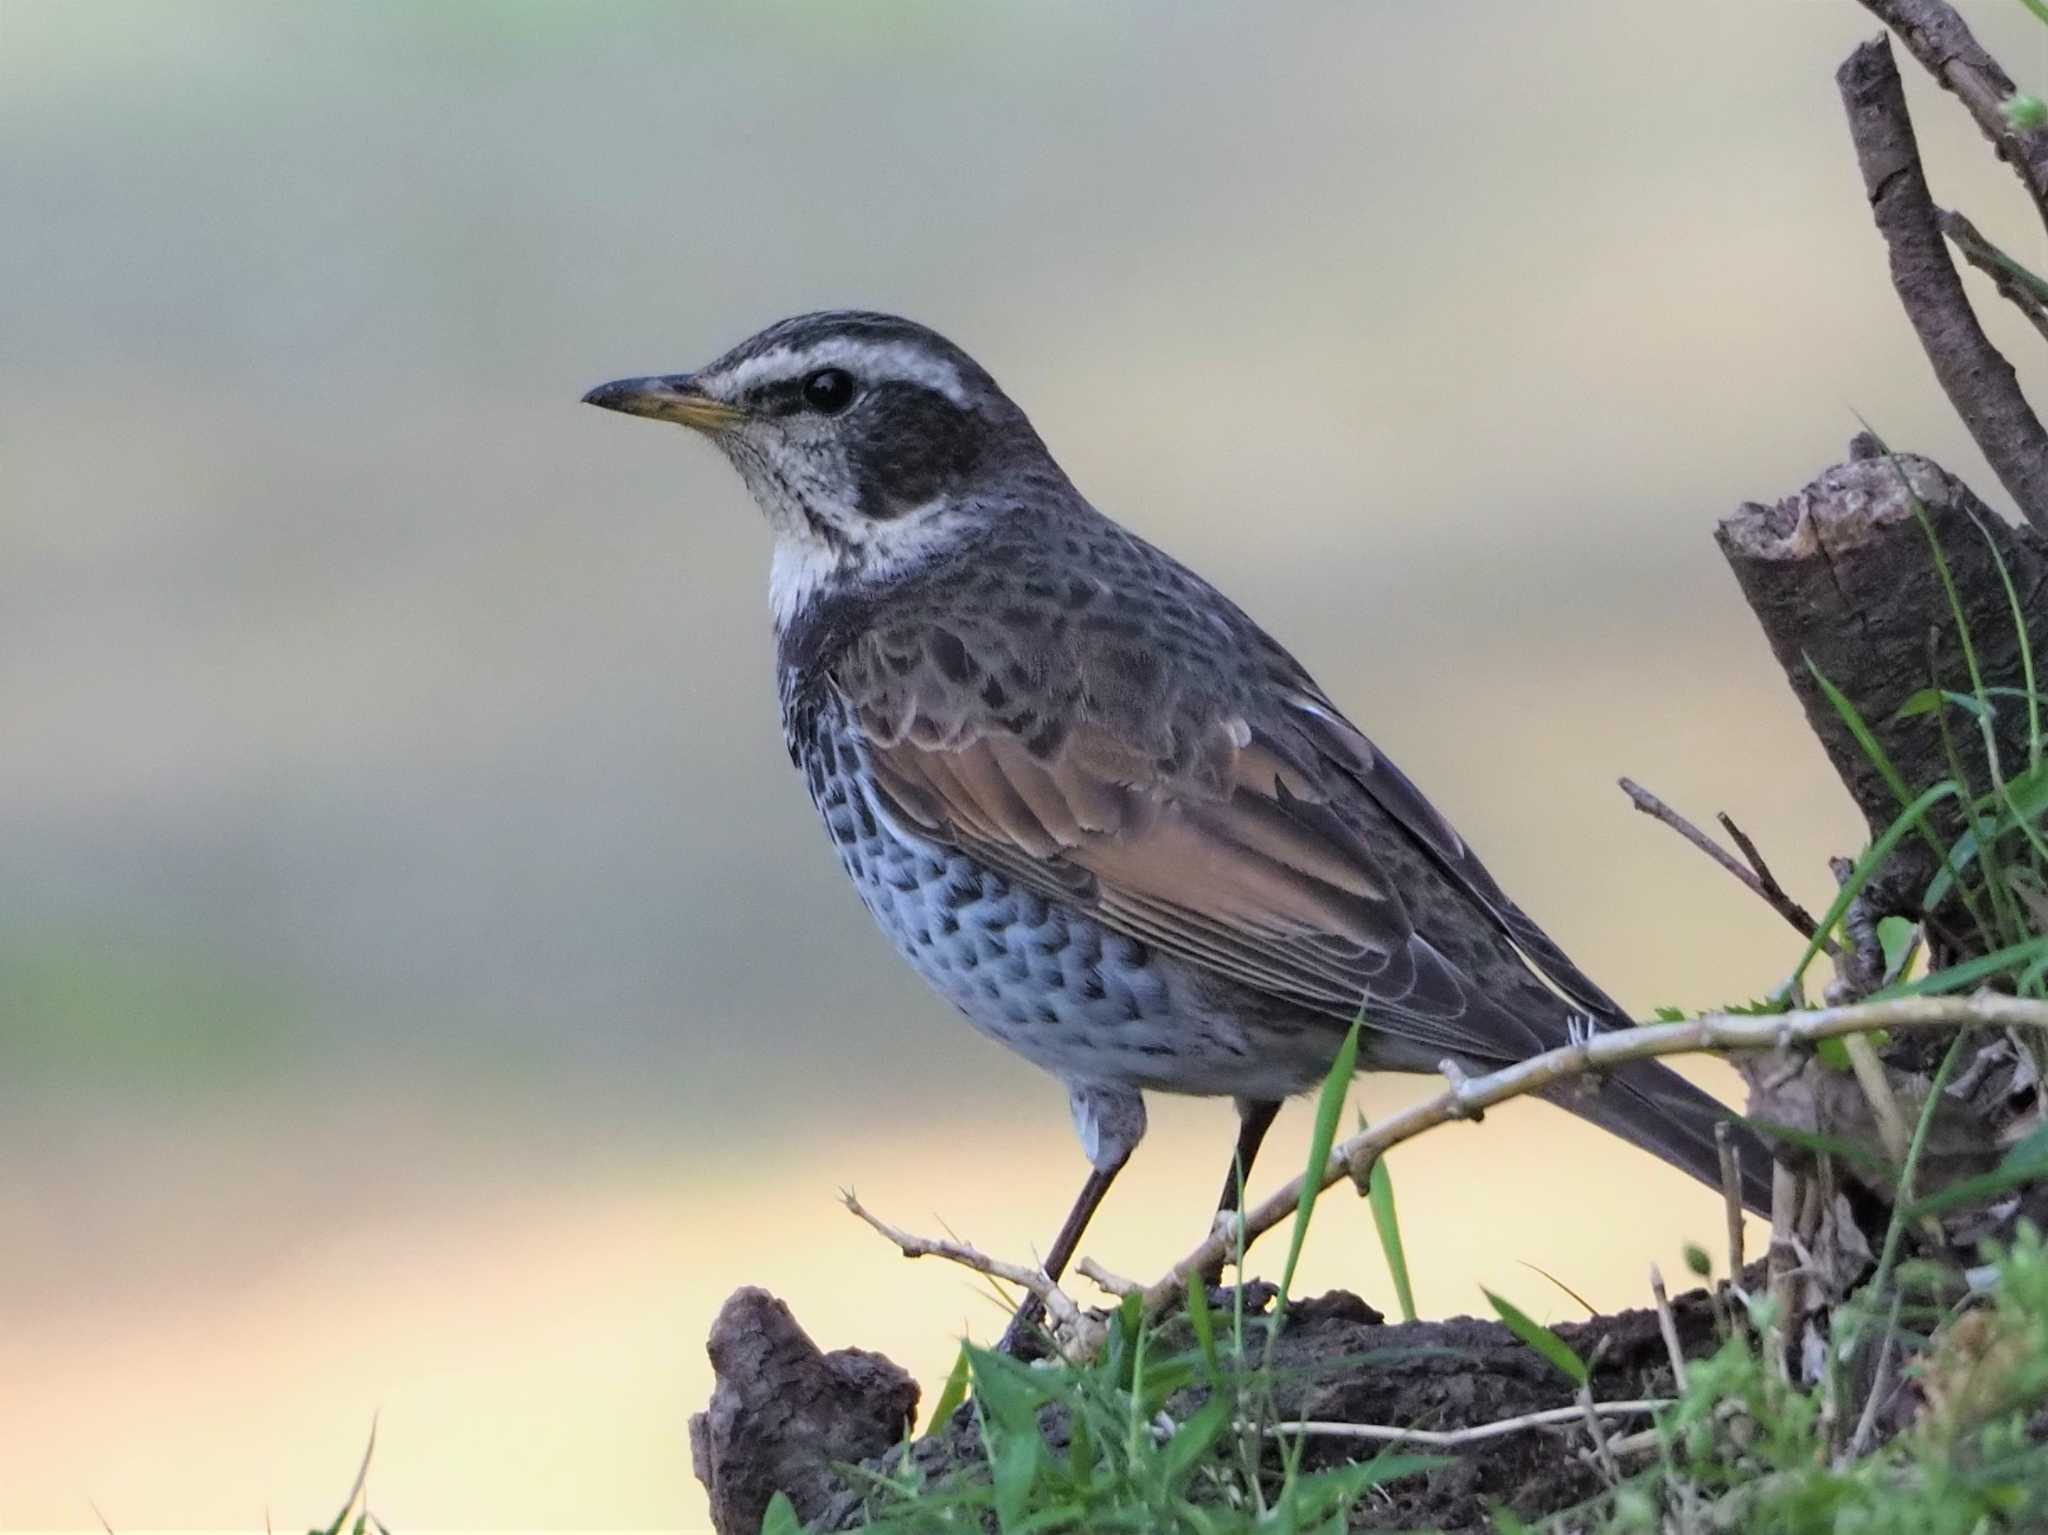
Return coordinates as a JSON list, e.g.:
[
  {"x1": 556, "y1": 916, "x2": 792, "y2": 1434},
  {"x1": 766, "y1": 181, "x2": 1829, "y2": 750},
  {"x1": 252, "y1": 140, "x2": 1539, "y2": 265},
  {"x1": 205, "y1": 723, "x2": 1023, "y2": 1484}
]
[{"x1": 995, "y1": 1300, "x2": 1054, "y2": 1361}]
